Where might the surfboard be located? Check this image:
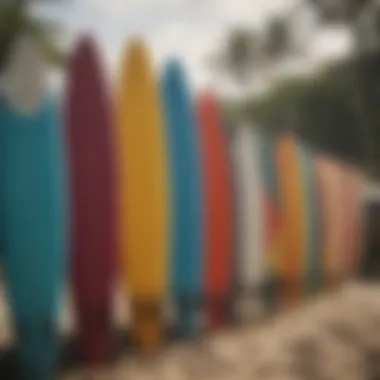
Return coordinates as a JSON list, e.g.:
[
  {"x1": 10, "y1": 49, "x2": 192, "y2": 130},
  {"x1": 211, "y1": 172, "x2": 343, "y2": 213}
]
[
  {"x1": 197, "y1": 92, "x2": 233, "y2": 329},
  {"x1": 161, "y1": 59, "x2": 203, "y2": 337},
  {"x1": 65, "y1": 35, "x2": 116, "y2": 363},
  {"x1": 341, "y1": 166, "x2": 364, "y2": 278},
  {"x1": 232, "y1": 126, "x2": 265, "y2": 321},
  {"x1": 260, "y1": 134, "x2": 282, "y2": 309},
  {"x1": 0, "y1": 35, "x2": 68, "y2": 379},
  {"x1": 225, "y1": 124, "x2": 239, "y2": 323},
  {"x1": 298, "y1": 143, "x2": 321, "y2": 295},
  {"x1": 352, "y1": 170, "x2": 365, "y2": 277},
  {"x1": 275, "y1": 135, "x2": 307, "y2": 306},
  {"x1": 117, "y1": 39, "x2": 169, "y2": 351},
  {"x1": 315, "y1": 157, "x2": 345, "y2": 286},
  {"x1": 338, "y1": 164, "x2": 352, "y2": 280}
]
